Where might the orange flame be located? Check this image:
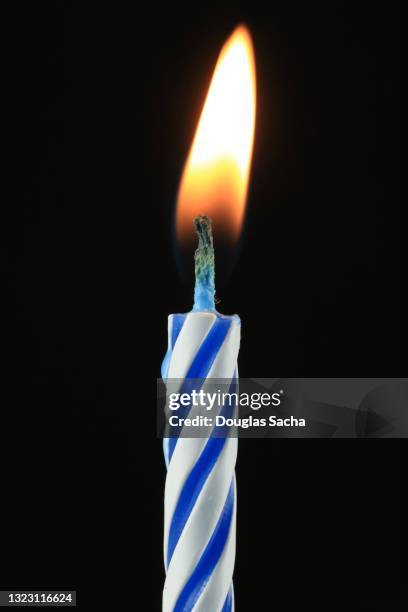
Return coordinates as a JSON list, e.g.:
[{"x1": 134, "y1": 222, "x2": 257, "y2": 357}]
[{"x1": 176, "y1": 25, "x2": 256, "y2": 244}]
